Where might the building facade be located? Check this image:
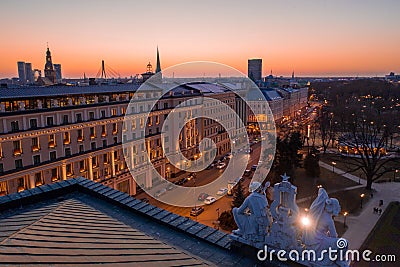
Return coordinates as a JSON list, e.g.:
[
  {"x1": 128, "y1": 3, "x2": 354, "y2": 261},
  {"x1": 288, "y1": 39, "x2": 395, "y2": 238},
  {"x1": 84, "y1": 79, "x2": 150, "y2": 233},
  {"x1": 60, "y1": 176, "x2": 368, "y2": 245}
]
[
  {"x1": 0, "y1": 82, "x2": 237, "y2": 196},
  {"x1": 248, "y1": 59, "x2": 262, "y2": 82}
]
